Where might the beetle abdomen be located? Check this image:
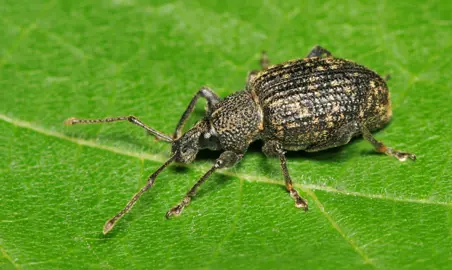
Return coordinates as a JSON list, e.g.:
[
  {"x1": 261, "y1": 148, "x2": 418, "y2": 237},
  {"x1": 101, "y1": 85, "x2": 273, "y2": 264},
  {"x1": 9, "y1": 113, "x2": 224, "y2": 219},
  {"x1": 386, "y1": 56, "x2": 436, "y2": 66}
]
[{"x1": 251, "y1": 57, "x2": 391, "y2": 150}]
